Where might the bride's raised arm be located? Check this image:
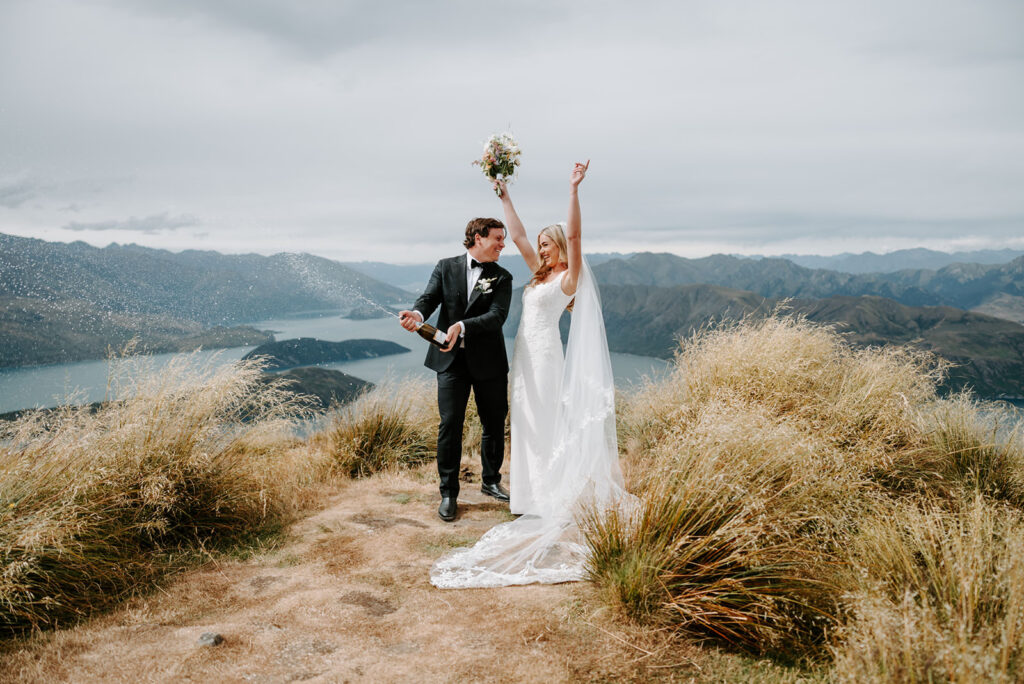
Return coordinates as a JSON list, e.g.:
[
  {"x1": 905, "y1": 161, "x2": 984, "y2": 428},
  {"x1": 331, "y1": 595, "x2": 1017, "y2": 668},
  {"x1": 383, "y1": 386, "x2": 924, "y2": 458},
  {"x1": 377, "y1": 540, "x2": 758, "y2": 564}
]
[
  {"x1": 562, "y1": 160, "x2": 588, "y2": 297},
  {"x1": 494, "y1": 179, "x2": 541, "y2": 274}
]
